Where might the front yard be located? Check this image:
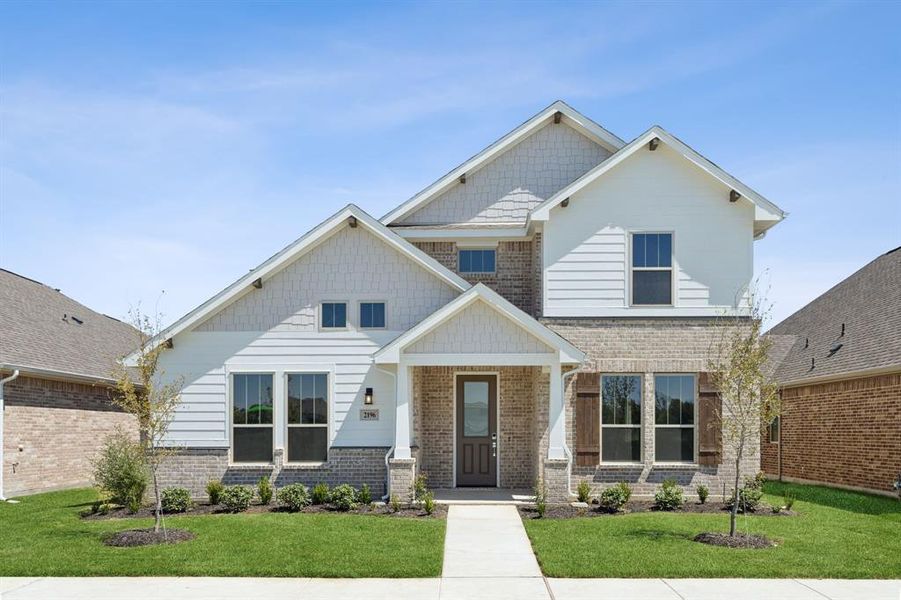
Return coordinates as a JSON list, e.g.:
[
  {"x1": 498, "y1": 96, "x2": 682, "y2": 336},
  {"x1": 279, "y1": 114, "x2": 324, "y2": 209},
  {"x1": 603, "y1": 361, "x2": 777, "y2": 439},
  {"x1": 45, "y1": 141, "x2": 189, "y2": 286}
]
[
  {"x1": 524, "y1": 481, "x2": 901, "y2": 578},
  {"x1": 0, "y1": 488, "x2": 445, "y2": 577}
]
